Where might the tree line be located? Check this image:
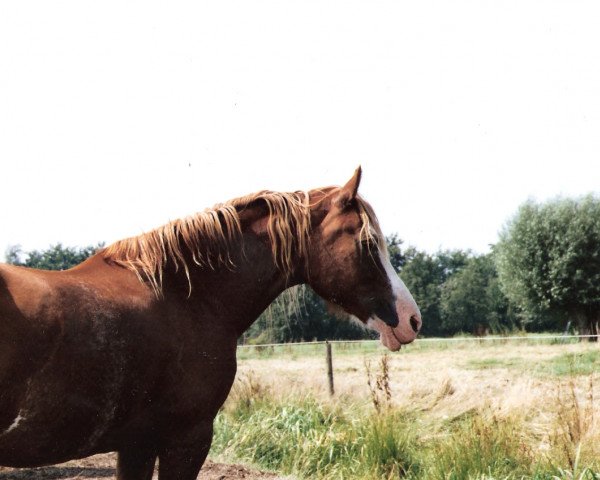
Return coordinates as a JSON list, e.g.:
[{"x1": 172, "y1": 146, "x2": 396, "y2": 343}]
[{"x1": 4, "y1": 195, "x2": 600, "y2": 341}]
